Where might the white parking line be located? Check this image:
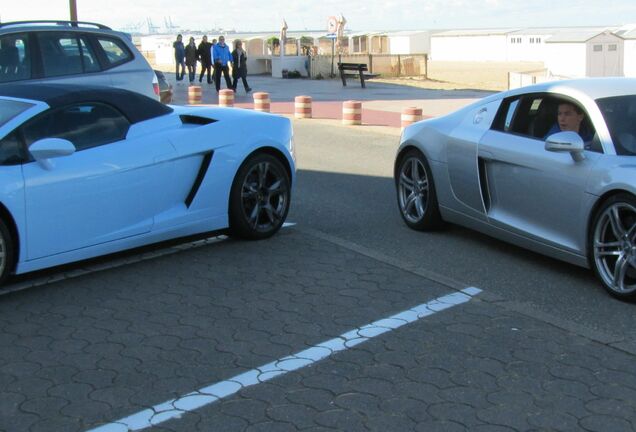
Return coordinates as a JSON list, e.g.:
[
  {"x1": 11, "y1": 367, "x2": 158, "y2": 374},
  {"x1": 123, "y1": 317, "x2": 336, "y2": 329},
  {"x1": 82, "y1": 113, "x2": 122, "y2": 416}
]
[{"x1": 86, "y1": 287, "x2": 482, "y2": 432}]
